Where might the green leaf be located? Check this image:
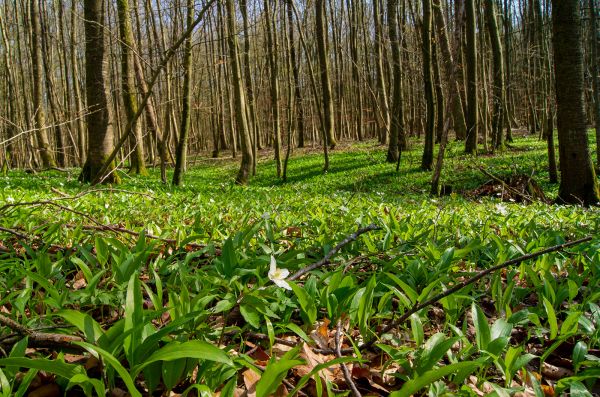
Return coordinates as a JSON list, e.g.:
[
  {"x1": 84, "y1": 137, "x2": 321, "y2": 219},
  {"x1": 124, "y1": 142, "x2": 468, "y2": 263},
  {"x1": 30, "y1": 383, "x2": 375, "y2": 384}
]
[
  {"x1": 385, "y1": 273, "x2": 418, "y2": 304},
  {"x1": 569, "y1": 381, "x2": 592, "y2": 397},
  {"x1": 132, "y1": 340, "x2": 232, "y2": 377},
  {"x1": 0, "y1": 357, "x2": 85, "y2": 379},
  {"x1": 256, "y1": 358, "x2": 304, "y2": 397},
  {"x1": 543, "y1": 297, "x2": 558, "y2": 340},
  {"x1": 572, "y1": 341, "x2": 588, "y2": 373},
  {"x1": 124, "y1": 273, "x2": 144, "y2": 366},
  {"x1": 416, "y1": 333, "x2": 458, "y2": 375},
  {"x1": 162, "y1": 358, "x2": 187, "y2": 391},
  {"x1": 357, "y1": 276, "x2": 376, "y2": 336},
  {"x1": 75, "y1": 342, "x2": 141, "y2": 397},
  {"x1": 0, "y1": 368, "x2": 11, "y2": 397},
  {"x1": 410, "y1": 313, "x2": 424, "y2": 346},
  {"x1": 56, "y1": 310, "x2": 104, "y2": 343},
  {"x1": 390, "y1": 361, "x2": 479, "y2": 397},
  {"x1": 240, "y1": 302, "x2": 261, "y2": 329},
  {"x1": 290, "y1": 282, "x2": 317, "y2": 326},
  {"x1": 472, "y1": 303, "x2": 491, "y2": 350},
  {"x1": 560, "y1": 311, "x2": 581, "y2": 337}
]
